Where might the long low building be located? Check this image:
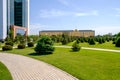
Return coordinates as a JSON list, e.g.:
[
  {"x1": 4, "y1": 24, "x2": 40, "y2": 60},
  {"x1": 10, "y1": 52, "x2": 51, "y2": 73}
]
[{"x1": 39, "y1": 29, "x2": 95, "y2": 37}]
